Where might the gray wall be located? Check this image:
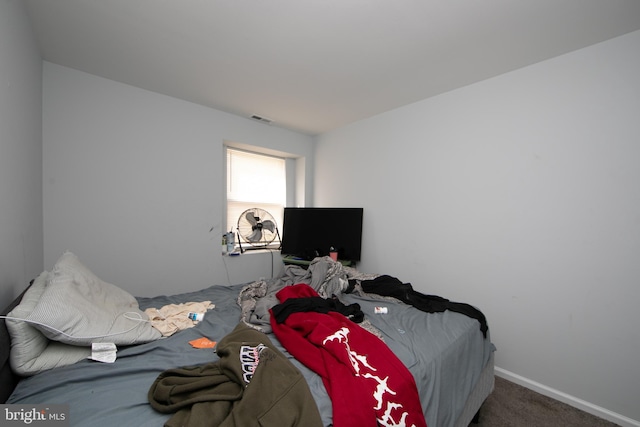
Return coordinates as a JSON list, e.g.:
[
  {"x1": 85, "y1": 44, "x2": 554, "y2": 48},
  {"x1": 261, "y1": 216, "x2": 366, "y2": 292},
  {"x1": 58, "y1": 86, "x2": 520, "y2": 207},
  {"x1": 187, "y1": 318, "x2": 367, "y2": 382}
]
[
  {"x1": 314, "y1": 30, "x2": 640, "y2": 426},
  {"x1": 0, "y1": 0, "x2": 43, "y2": 309},
  {"x1": 42, "y1": 63, "x2": 314, "y2": 297}
]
